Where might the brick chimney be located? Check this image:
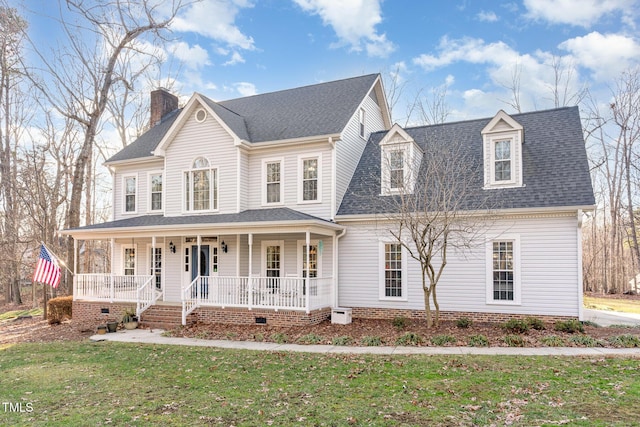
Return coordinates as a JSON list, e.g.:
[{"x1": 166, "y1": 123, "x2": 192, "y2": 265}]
[{"x1": 150, "y1": 88, "x2": 178, "y2": 128}]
